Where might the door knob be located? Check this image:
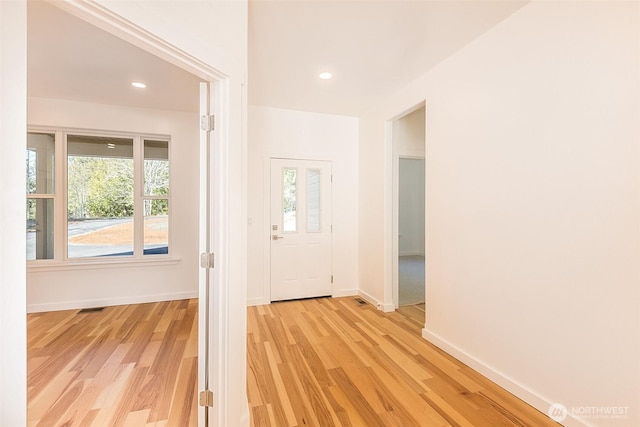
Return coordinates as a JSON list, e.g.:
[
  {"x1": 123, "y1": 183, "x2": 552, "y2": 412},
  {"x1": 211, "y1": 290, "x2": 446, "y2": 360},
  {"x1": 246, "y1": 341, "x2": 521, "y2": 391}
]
[{"x1": 272, "y1": 234, "x2": 284, "y2": 240}]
